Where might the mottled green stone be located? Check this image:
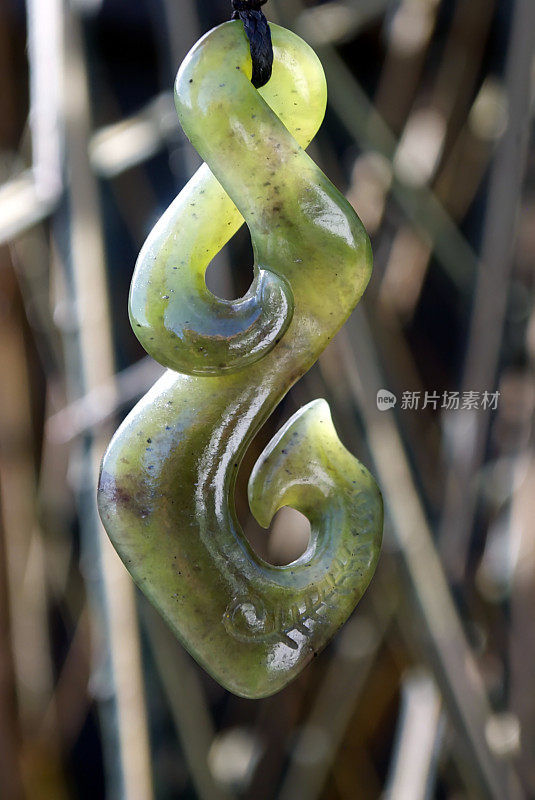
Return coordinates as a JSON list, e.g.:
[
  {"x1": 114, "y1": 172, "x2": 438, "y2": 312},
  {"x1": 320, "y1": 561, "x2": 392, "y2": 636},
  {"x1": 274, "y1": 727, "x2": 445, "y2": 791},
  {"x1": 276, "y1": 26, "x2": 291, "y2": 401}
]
[{"x1": 98, "y1": 21, "x2": 382, "y2": 698}]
